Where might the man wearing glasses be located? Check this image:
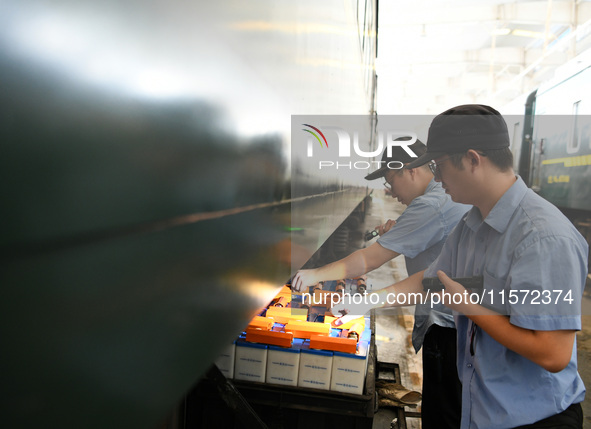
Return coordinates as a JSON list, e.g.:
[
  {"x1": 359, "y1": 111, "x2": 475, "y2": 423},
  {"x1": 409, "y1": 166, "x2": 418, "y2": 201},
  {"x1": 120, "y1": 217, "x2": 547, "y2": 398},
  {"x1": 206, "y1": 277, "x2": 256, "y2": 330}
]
[
  {"x1": 292, "y1": 138, "x2": 470, "y2": 429},
  {"x1": 333, "y1": 105, "x2": 587, "y2": 428}
]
